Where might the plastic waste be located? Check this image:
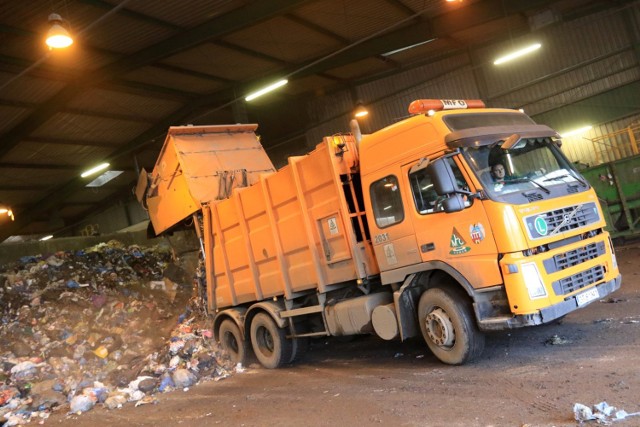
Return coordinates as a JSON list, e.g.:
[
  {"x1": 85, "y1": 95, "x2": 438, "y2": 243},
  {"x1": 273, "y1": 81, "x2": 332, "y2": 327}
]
[
  {"x1": 574, "y1": 401, "x2": 640, "y2": 423},
  {"x1": 159, "y1": 374, "x2": 175, "y2": 393},
  {"x1": 172, "y1": 369, "x2": 197, "y2": 388},
  {"x1": 70, "y1": 395, "x2": 95, "y2": 413}
]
